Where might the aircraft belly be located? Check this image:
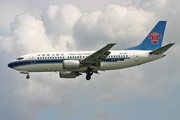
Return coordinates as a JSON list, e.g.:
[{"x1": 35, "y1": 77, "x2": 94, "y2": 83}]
[
  {"x1": 100, "y1": 61, "x2": 133, "y2": 70},
  {"x1": 139, "y1": 53, "x2": 163, "y2": 64},
  {"x1": 37, "y1": 63, "x2": 63, "y2": 72}
]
